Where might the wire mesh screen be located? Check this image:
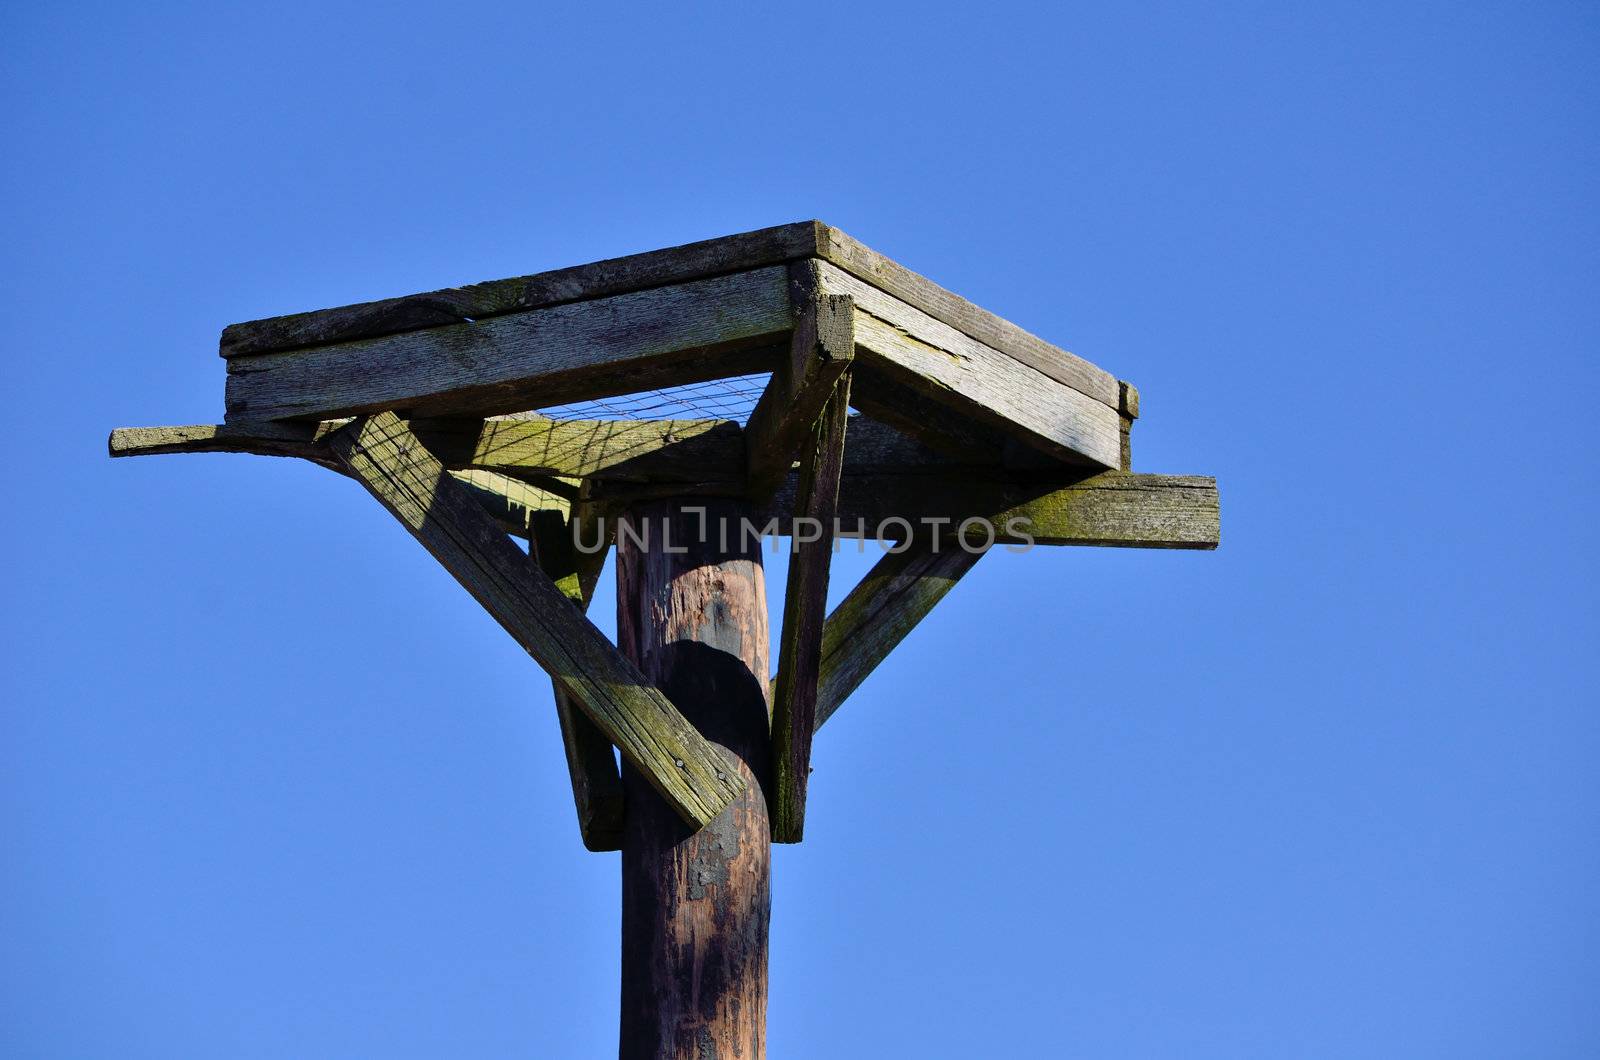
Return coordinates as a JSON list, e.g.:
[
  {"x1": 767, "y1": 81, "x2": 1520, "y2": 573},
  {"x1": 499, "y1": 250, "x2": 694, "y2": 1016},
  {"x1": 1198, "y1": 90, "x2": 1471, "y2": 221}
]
[{"x1": 534, "y1": 372, "x2": 772, "y2": 425}]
